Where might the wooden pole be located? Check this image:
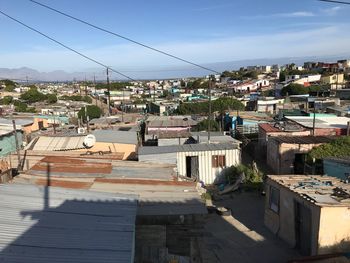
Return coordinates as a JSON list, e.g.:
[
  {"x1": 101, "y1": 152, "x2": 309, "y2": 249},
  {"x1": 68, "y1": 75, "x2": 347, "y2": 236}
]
[{"x1": 12, "y1": 119, "x2": 21, "y2": 171}]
